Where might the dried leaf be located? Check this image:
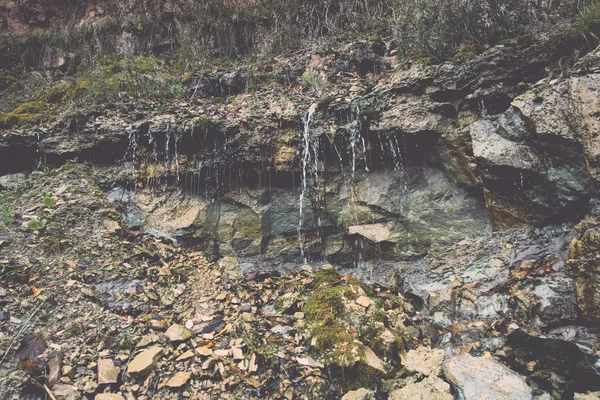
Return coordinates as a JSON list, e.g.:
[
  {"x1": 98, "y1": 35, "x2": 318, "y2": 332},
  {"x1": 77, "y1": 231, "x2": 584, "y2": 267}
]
[
  {"x1": 15, "y1": 333, "x2": 47, "y2": 361},
  {"x1": 32, "y1": 287, "x2": 44, "y2": 297}
]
